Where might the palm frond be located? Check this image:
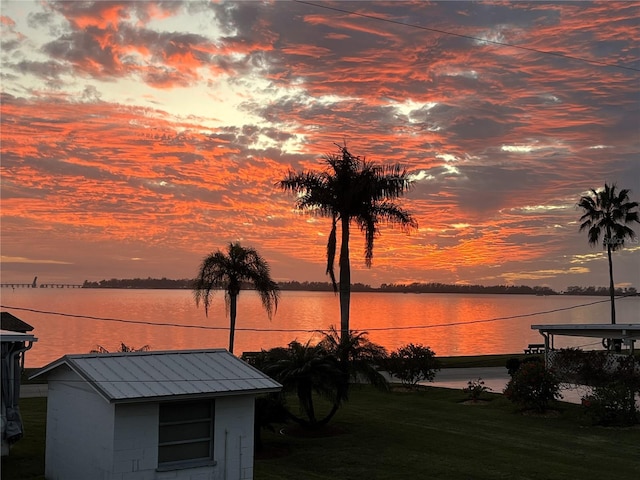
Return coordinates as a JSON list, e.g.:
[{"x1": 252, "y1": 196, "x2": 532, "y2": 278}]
[
  {"x1": 577, "y1": 183, "x2": 639, "y2": 249},
  {"x1": 193, "y1": 242, "x2": 279, "y2": 352}
]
